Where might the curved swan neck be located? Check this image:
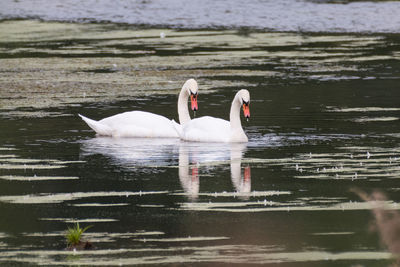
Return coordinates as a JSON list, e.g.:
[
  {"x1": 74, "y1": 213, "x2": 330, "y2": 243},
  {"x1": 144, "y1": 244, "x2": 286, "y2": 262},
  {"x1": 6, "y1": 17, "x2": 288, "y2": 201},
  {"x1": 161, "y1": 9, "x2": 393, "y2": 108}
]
[
  {"x1": 230, "y1": 95, "x2": 242, "y2": 130},
  {"x1": 178, "y1": 85, "x2": 190, "y2": 124}
]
